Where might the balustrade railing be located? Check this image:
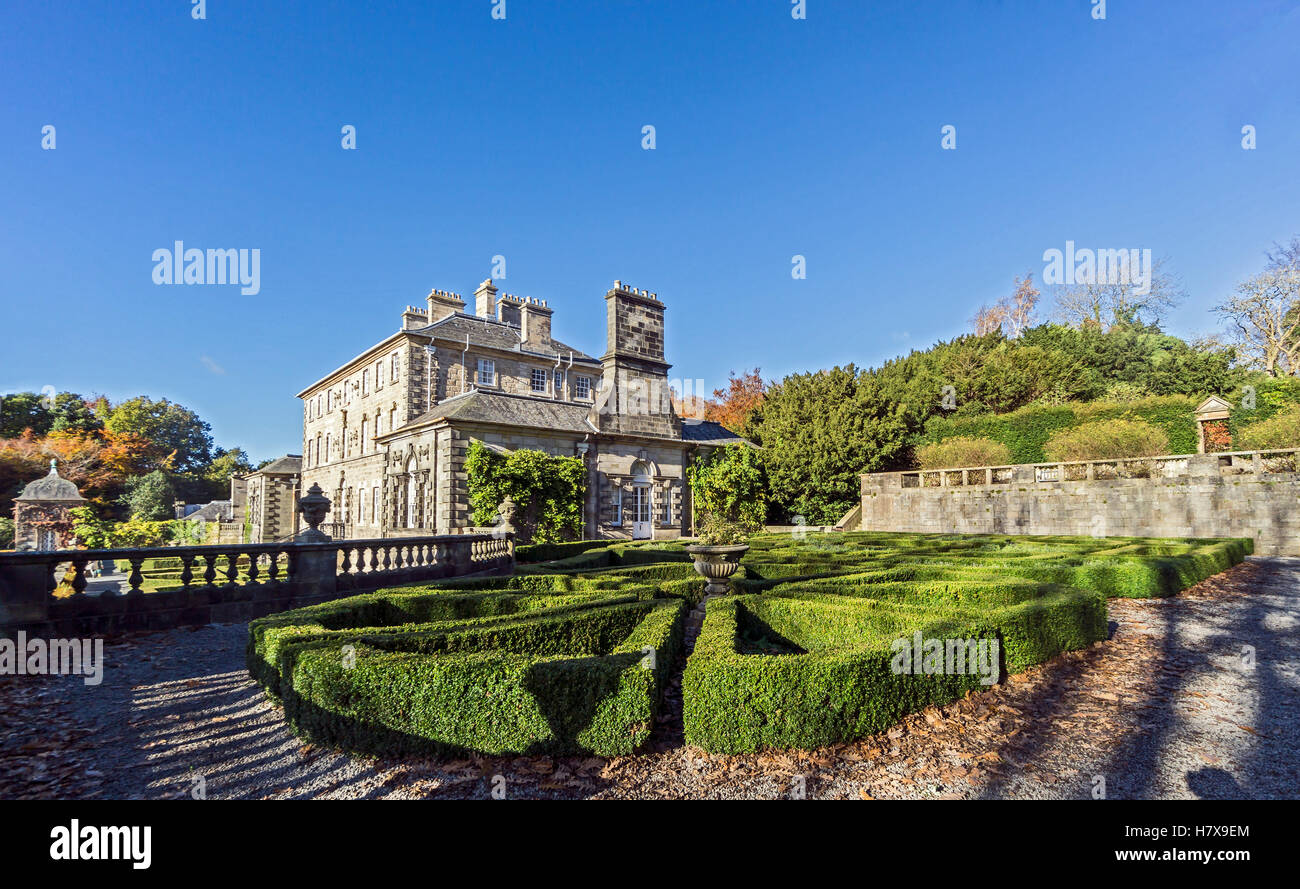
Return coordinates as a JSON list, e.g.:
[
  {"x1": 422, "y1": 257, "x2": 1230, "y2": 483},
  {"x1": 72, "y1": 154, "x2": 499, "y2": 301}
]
[
  {"x1": 892, "y1": 448, "x2": 1300, "y2": 490},
  {"x1": 0, "y1": 532, "x2": 514, "y2": 632}
]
